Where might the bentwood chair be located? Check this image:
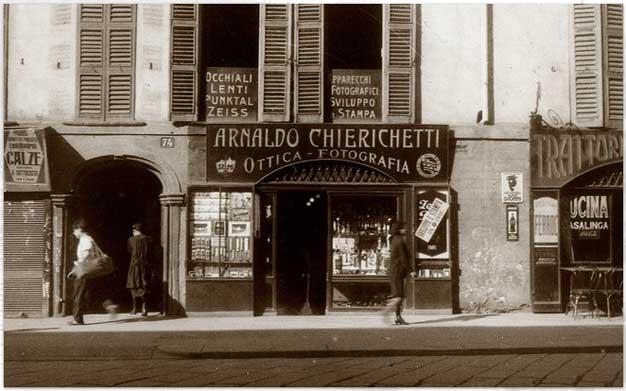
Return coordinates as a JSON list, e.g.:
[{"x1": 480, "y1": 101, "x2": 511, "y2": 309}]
[
  {"x1": 565, "y1": 266, "x2": 601, "y2": 319},
  {"x1": 602, "y1": 267, "x2": 623, "y2": 319}
]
